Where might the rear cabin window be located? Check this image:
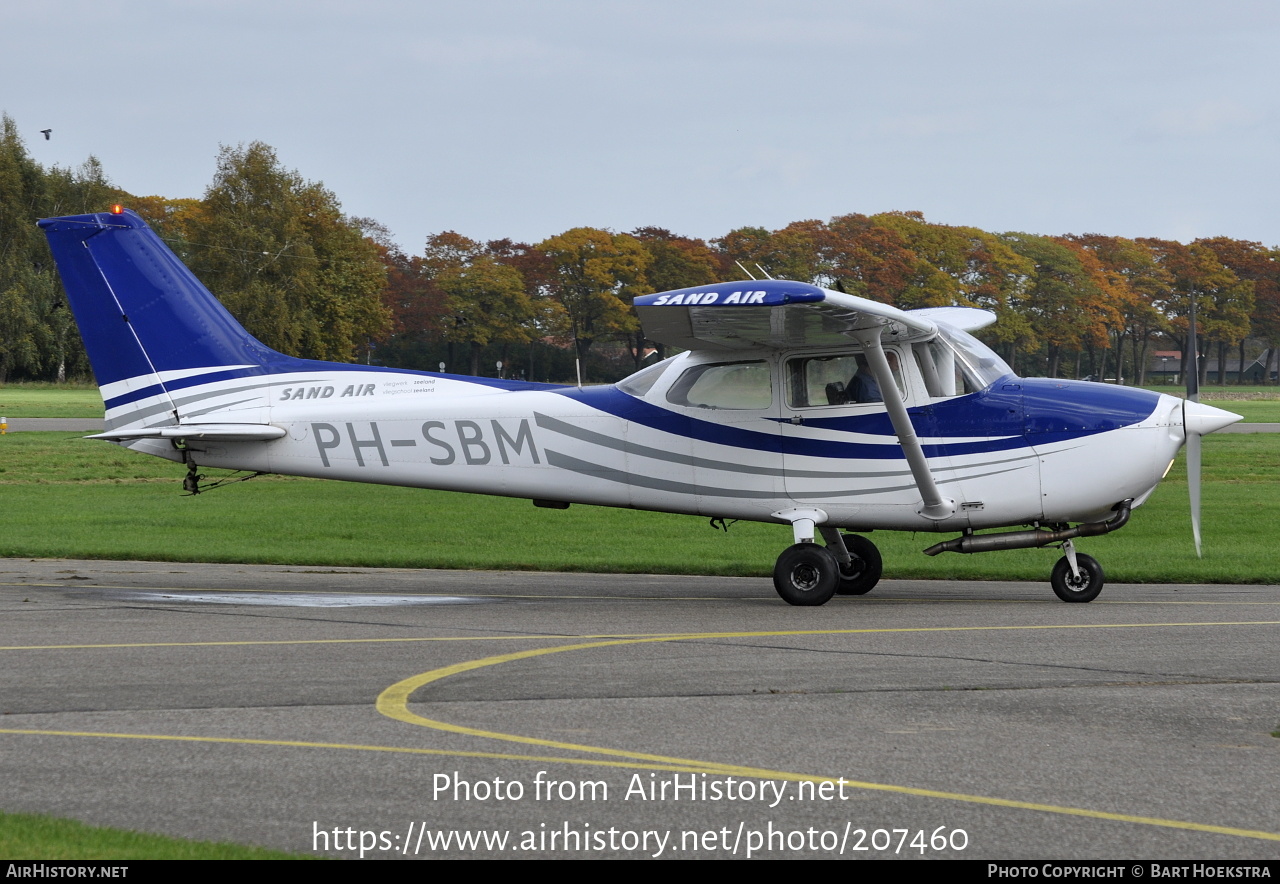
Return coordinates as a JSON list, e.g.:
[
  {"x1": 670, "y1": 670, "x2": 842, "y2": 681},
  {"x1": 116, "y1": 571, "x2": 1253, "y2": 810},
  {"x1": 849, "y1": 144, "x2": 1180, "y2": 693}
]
[{"x1": 666, "y1": 361, "x2": 772, "y2": 410}]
